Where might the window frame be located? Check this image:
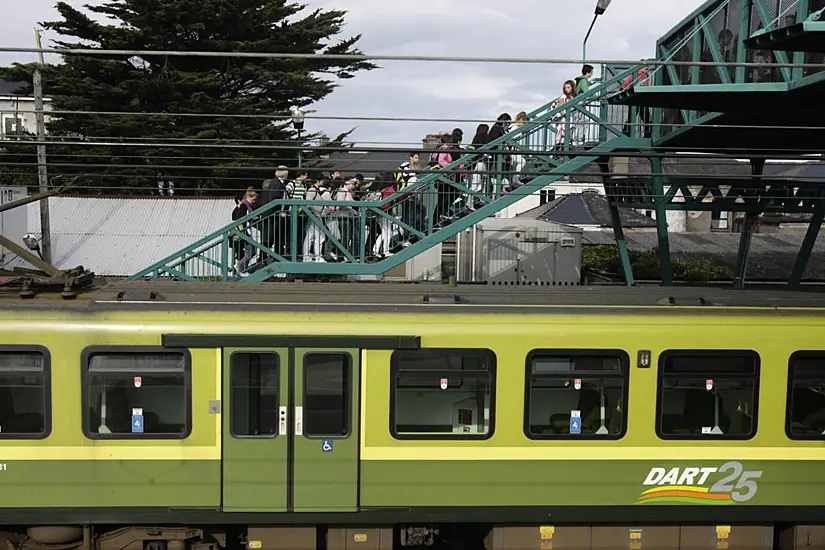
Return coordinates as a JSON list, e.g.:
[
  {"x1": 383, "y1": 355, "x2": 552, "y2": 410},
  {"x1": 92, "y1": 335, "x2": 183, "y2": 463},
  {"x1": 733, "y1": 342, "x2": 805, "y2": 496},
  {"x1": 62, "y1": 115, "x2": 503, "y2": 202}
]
[
  {"x1": 80, "y1": 345, "x2": 193, "y2": 440},
  {"x1": 523, "y1": 348, "x2": 630, "y2": 441},
  {"x1": 229, "y1": 350, "x2": 281, "y2": 440},
  {"x1": 301, "y1": 351, "x2": 353, "y2": 440},
  {"x1": 0, "y1": 345, "x2": 52, "y2": 440},
  {"x1": 786, "y1": 350, "x2": 825, "y2": 441},
  {"x1": 389, "y1": 347, "x2": 497, "y2": 441},
  {"x1": 655, "y1": 349, "x2": 760, "y2": 441}
]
